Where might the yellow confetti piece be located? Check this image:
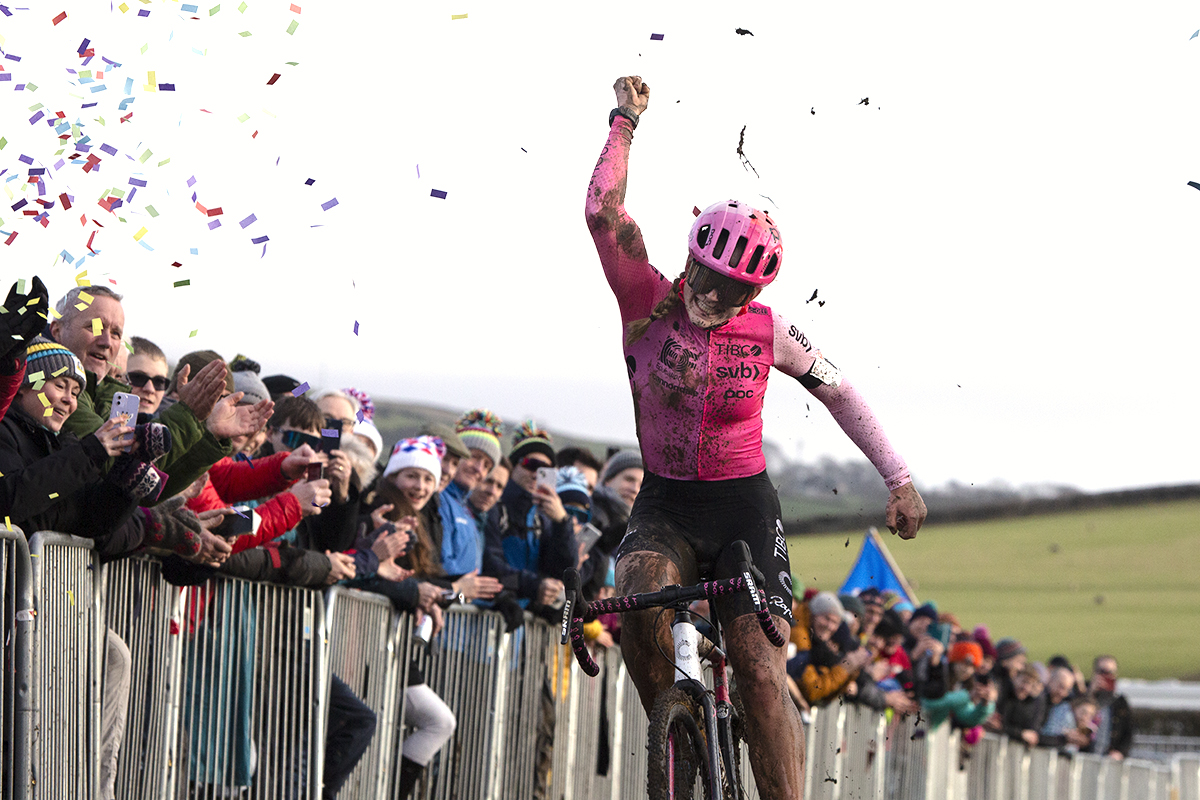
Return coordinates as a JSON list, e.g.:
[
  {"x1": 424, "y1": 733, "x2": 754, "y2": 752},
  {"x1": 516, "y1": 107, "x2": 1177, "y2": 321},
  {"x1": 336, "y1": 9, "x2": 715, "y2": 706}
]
[
  {"x1": 78, "y1": 291, "x2": 94, "y2": 304},
  {"x1": 49, "y1": 493, "x2": 59, "y2": 499},
  {"x1": 51, "y1": 366, "x2": 67, "y2": 376},
  {"x1": 140, "y1": 43, "x2": 149, "y2": 55},
  {"x1": 133, "y1": 227, "x2": 148, "y2": 241},
  {"x1": 73, "y1": 303, "x2": 87, "y2": 311},
  {"x1": 123, "y1": 341, "x2": 134, "y2": 354},
  {"x1": 67, "y1": 589, "x2": 74, "y2": 605},
  {"x1": 37, "y1": 392, "x2": 50, "y2": 407},
  {"x1": 189, "y1": 329, "x2": 199, "y2": 338},
  {"x1": 75, "y1": 270, "x2": 90, "y2": 287},
  {"x1": 119, "y1": 1, "x2": 128, "y2": 11},
  {"x1": 92, "y1": 317, "x2": 103, "y2": 337},
  {"x1": 237, "y1": 113, "x2": 250, "y2": 123},
  {"x1": 157, "y1": 158, "x2": 171, "y2": 167},
  {"x1": 43, "y1": 408, "x2": 54, "y2": 417},
  {"x1": 4, "y1": 516, "x2": 10, "y2": 531},
  {"x1": 262, "y1": 108, "x2": 276, "y2": 118},
  {"x1": 139, "y1": 150, "x2": 153, "y2": 163},
  {"x1": 452, "y1": 13, "x2": 468, "y2": 19},
  {"x1": 27, "y1": 370, "x2": 44, "y2": 382}
]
